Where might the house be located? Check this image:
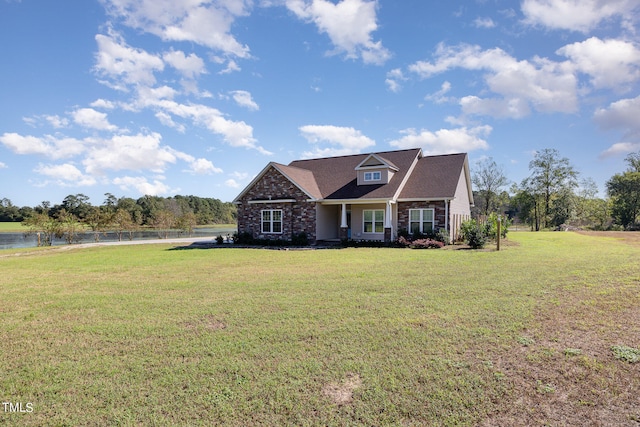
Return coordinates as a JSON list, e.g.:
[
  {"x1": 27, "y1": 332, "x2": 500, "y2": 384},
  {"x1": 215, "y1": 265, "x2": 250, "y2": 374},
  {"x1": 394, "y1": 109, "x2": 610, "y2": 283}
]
[{"x1": 233, "y1": 148, "x2": 473, "y2": 244}]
